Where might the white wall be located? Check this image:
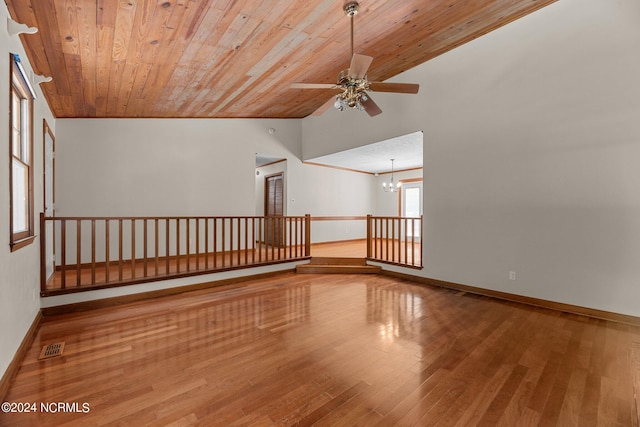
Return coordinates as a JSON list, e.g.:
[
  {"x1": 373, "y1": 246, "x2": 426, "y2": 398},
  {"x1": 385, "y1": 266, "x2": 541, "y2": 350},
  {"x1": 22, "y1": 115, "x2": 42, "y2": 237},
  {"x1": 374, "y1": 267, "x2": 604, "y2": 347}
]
[
  {"x1": 56, "y1": 119, "x2": 302, "y2": 217},
  {"x1": 289, "y1": 161, "x2": 375, "y2": 242},
  {"x1": 302, "y1": 0, "x2": 640, "y2": 317},
  {"x1": 283, "y1": 162, "x2": 373, "y2": 219},
  {"x1": 0, "y1": 4, "x2": 56, "y2": 383},
  {"x1": 57, "y1": 119, "x2": 377, "y2": 244}
]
